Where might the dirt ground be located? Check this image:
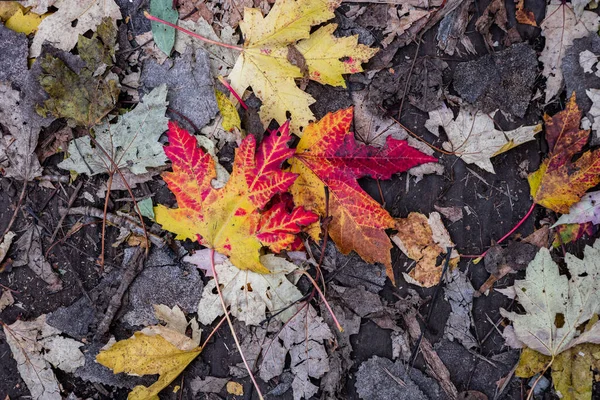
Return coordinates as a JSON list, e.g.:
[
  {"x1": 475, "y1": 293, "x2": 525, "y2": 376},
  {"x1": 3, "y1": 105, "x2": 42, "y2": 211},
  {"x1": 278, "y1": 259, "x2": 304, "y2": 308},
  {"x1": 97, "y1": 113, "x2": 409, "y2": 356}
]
[{"x1": 2, "y1": 0, "x2": 600, "y2": 399}]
